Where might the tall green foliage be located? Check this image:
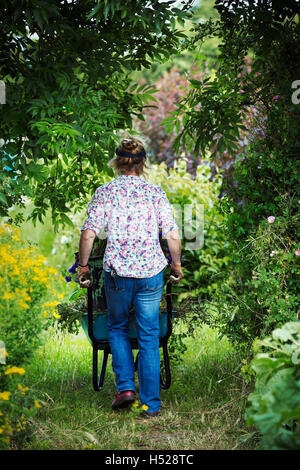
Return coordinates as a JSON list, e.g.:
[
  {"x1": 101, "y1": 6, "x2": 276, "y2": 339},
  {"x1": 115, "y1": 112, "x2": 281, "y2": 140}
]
[
  {"x1": 170, "y1": 1, "x2": 300, "y2": 162},
  {"x1": 166, "y1": 0, "x2": 300, "y2": 346}
]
